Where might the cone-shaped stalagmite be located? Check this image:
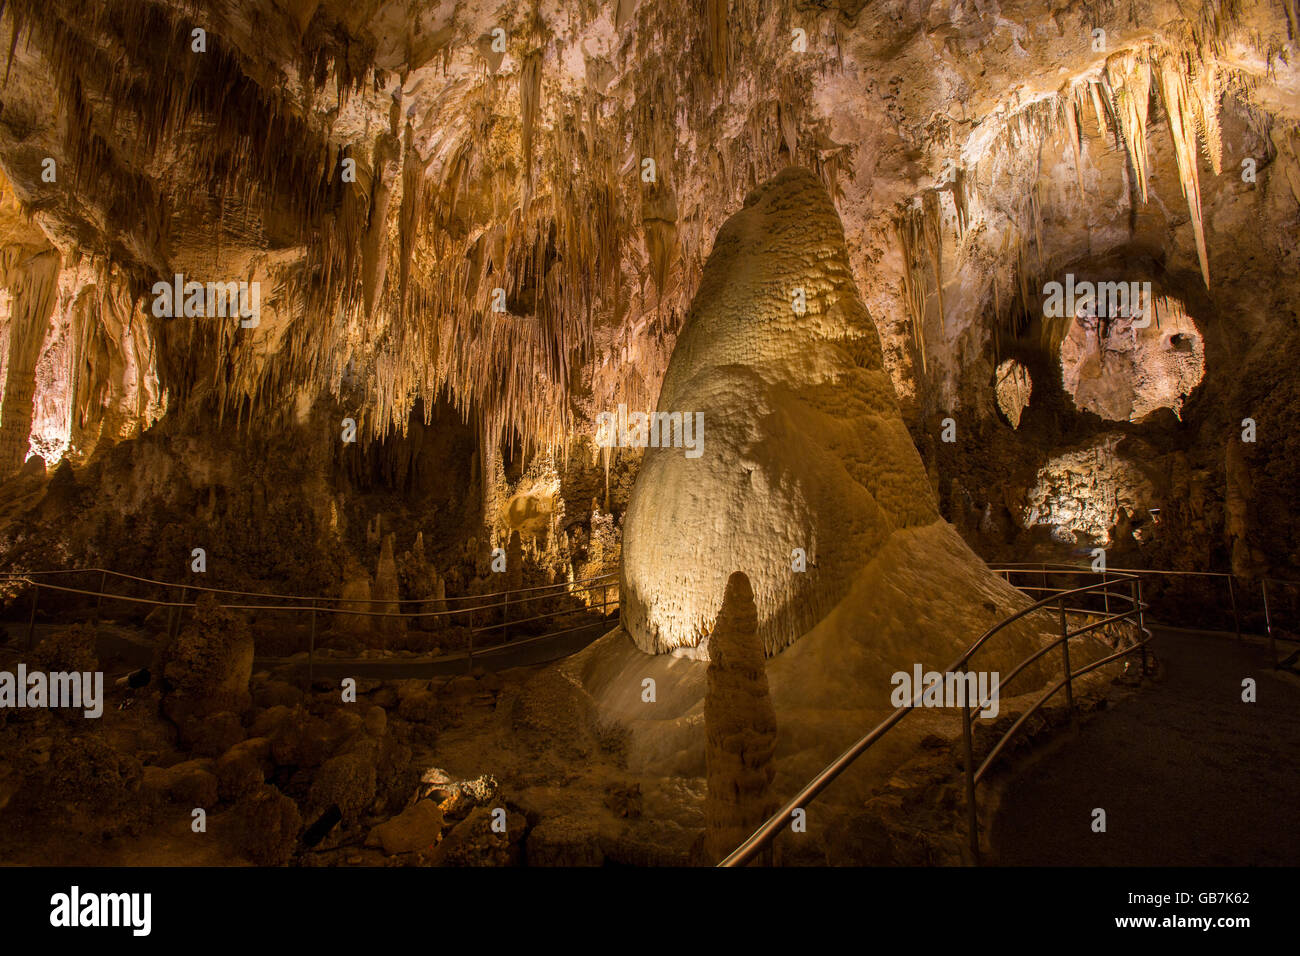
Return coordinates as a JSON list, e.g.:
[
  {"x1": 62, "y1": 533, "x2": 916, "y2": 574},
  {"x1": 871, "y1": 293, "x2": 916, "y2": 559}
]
[
  {"x1": 621, "y1": 167, "x2": 939, "y2": 657},
  {"x1": 704, "y1": 572, "x2": 778, "y2": 864},
  {"x1": 372, "y1": 533, "x2": 404, "y2": 644}
]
